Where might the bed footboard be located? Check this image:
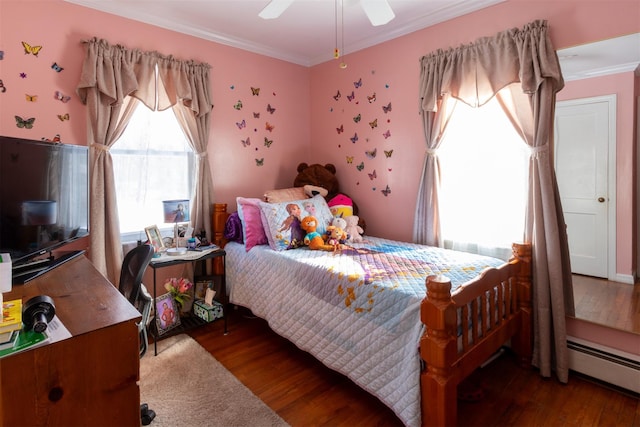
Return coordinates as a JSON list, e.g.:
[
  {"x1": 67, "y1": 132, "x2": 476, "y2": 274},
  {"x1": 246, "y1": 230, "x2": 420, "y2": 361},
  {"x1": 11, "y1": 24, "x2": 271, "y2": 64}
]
[{"x1": 419, "y1": 243, "x2": 532, "y2": 426}]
